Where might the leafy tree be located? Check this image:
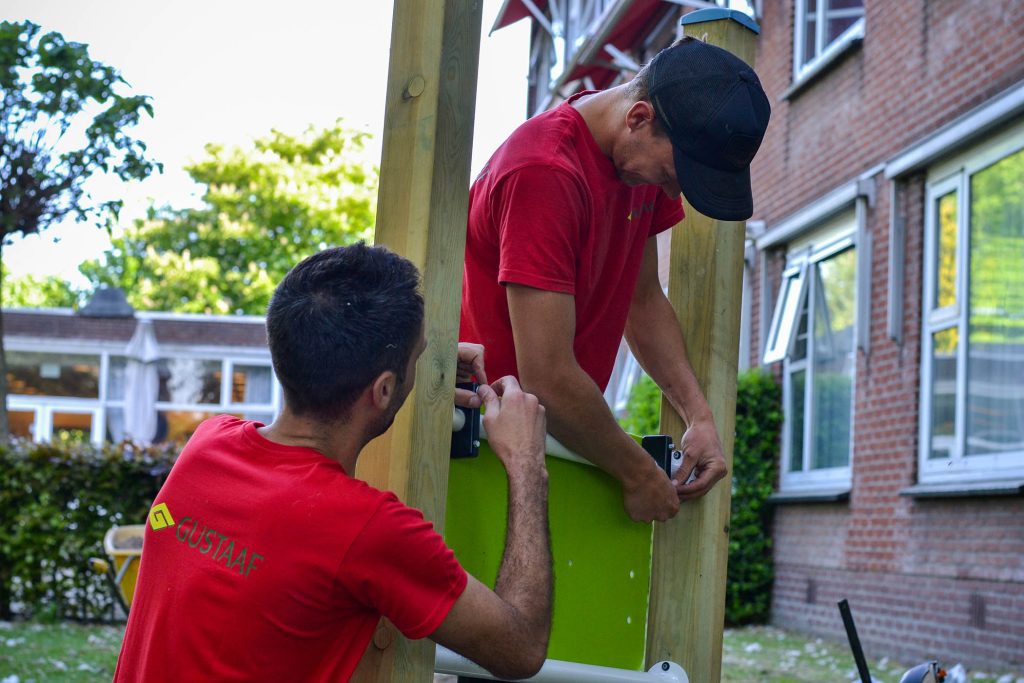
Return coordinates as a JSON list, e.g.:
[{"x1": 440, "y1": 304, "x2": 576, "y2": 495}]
[
  {"x1": 81, "y1": 122, "x2": 377, "y2": 314},
  {"x1": 1, "y1": 267, "x2": 81, "y2": 309},
  {"x1": 0, "y1": 20, "x2": 159, "y2": 438}
]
